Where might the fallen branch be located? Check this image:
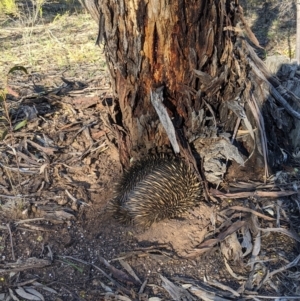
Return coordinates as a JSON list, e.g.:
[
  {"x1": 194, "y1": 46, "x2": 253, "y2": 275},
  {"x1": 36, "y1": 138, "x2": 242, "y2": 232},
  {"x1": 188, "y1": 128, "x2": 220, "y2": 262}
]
[
  {"x1": 221, "y1": 205, "x2": 275, "y2": 221},
  {"x1": 210, "y1": 188, "x2": 297, "y2": 199},
  {"x1": 0, "y1": 258, "x2": 51, "y2": 276},
  {"x1": 6, "y1": 223, "x2": 15, "y2": 261}
]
